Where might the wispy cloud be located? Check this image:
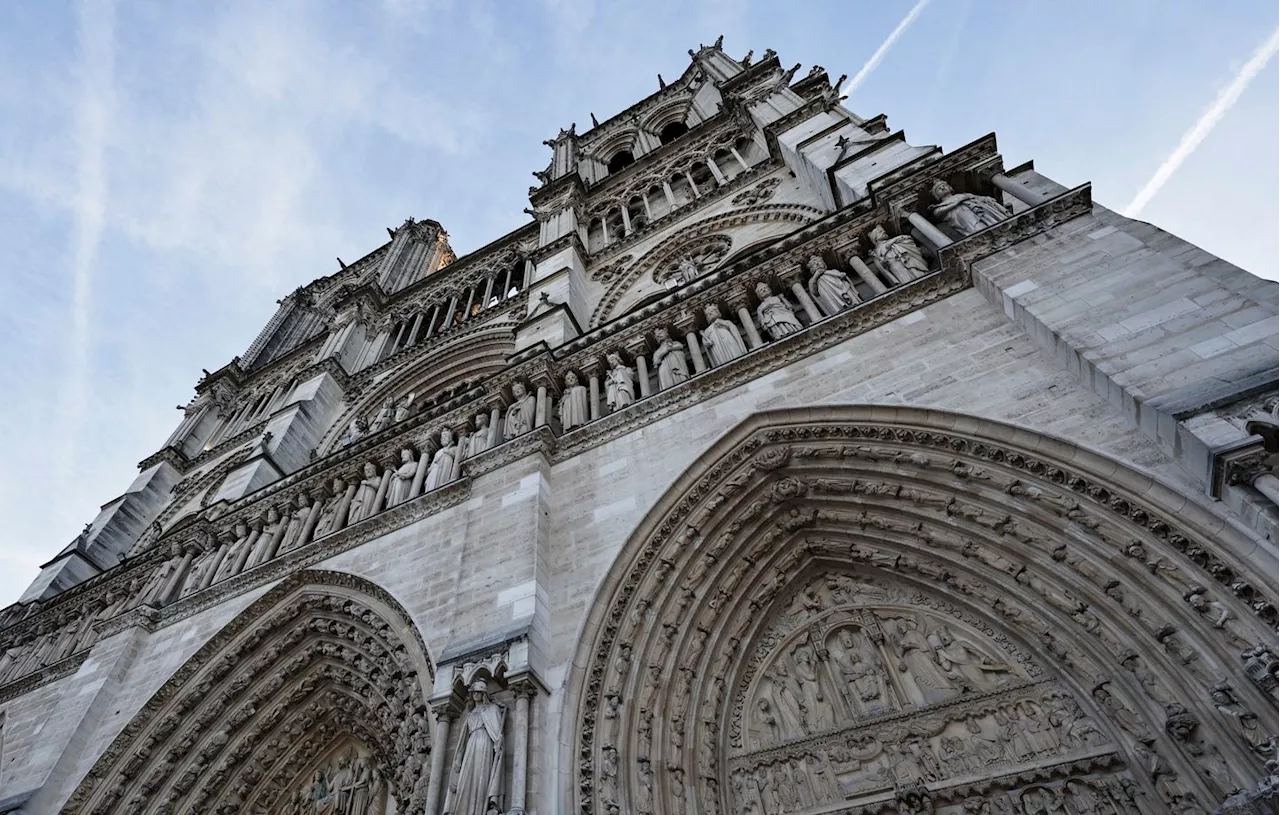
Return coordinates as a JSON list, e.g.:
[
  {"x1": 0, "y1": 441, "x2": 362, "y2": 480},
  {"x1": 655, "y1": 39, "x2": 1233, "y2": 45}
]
[
  {"x1": 844, "y1": 0, "x2": 931, "y2": 96},
  {"x1": 1124, "y1": 27, "x2": 1279, "y2": 217},
  {"x1": 61, "y1": 0, "x2": 117, "y2": 477}
]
